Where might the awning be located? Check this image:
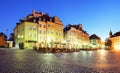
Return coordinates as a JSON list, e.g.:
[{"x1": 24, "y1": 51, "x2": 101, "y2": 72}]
[{"x1": 26, "y1": 40, "x2": 37, "y2": 43}]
